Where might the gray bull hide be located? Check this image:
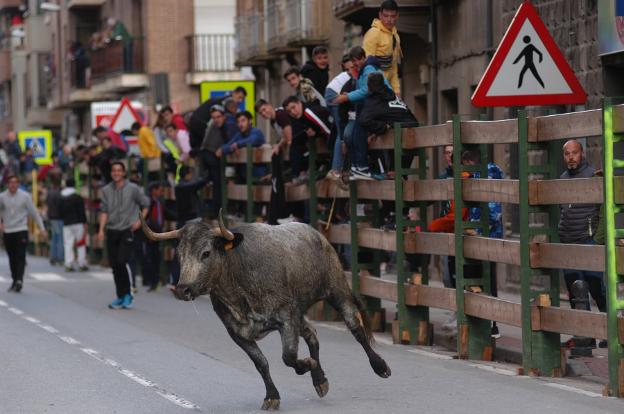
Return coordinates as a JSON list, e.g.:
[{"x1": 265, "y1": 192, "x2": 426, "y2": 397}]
[{"x1": 141, "y1": 212, "x2": 391, "y2": 411}]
